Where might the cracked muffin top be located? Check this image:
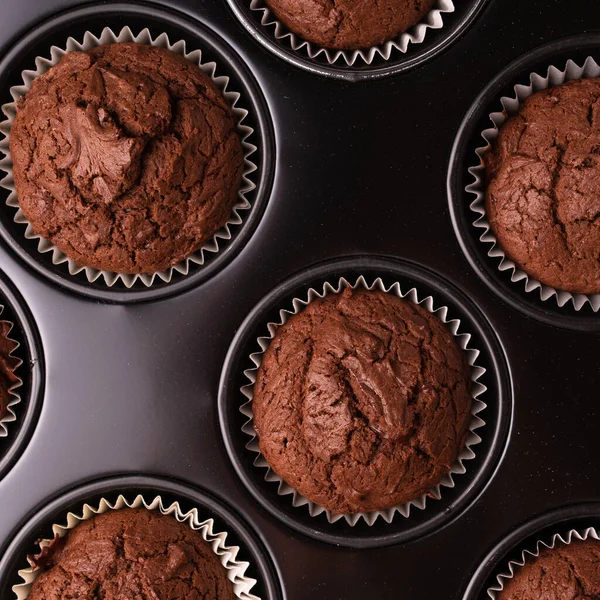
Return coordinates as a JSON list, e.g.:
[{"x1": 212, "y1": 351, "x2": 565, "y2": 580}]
[
  {"x1": 0, "y1": 321, "x2": 19, "y2": 423},
  {"x1": 27, "y1": 508, "x2": 234, "y2": 600},
  {"x1": 10, "y1": 42, "x2": 244, "y2": 274},
  {"x1": 252, "y1": 287, "x2": 472, "y2": 514},
  {"x1": 263, "y1": 0, "x2": 437, "y2": 50},
  {"x1": 485, "y1": 79, "x2": 600, "y2": 294},
  {"x1": 498, "y1": 538, "x2": 600, "y2": 600}
]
